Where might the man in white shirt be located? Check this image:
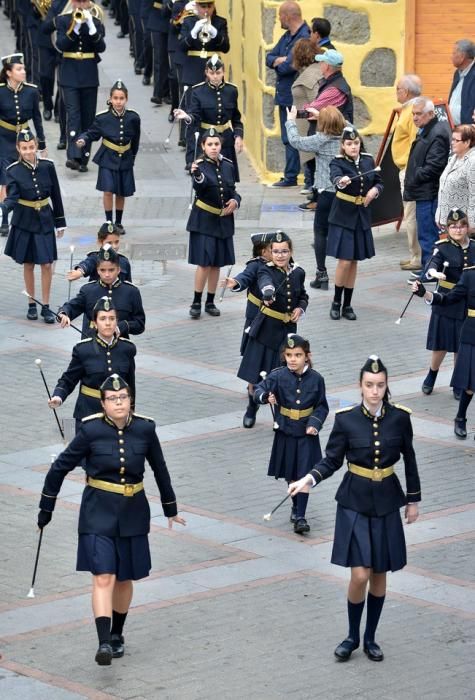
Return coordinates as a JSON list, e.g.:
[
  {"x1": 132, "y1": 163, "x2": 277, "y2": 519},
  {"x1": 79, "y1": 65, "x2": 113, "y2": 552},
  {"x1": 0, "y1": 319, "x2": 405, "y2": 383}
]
[{"x1": 449, "y1": 40, "x2": 475, "y2": 126}]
